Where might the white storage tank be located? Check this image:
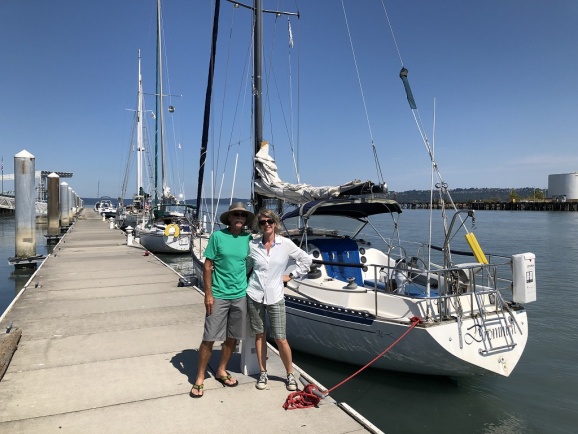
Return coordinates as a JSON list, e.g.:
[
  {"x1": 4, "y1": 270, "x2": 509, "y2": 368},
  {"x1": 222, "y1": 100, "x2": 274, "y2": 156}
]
[{"x1": 548, "y1": 173, "x2": 578, "y2": 200}]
